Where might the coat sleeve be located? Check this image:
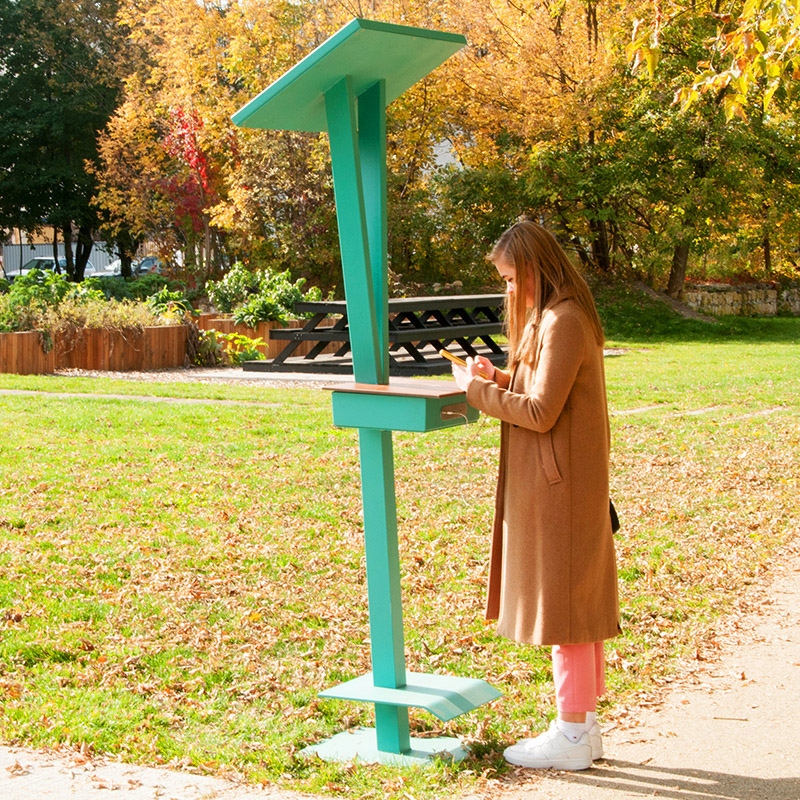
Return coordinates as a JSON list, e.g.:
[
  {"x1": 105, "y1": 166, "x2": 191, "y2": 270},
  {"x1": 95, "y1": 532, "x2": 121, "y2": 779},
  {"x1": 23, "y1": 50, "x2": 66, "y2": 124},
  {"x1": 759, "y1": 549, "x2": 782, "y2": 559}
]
[{"x1": 466, "y1": 310, "x2": 586, "y2": 432}]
